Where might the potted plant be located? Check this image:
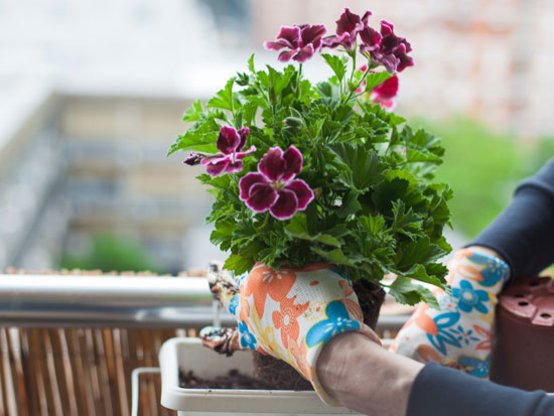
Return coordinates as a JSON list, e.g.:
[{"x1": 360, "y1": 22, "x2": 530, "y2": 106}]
[{"x1": 163, "y1": 6, "x2": 452, "y2": 413}]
